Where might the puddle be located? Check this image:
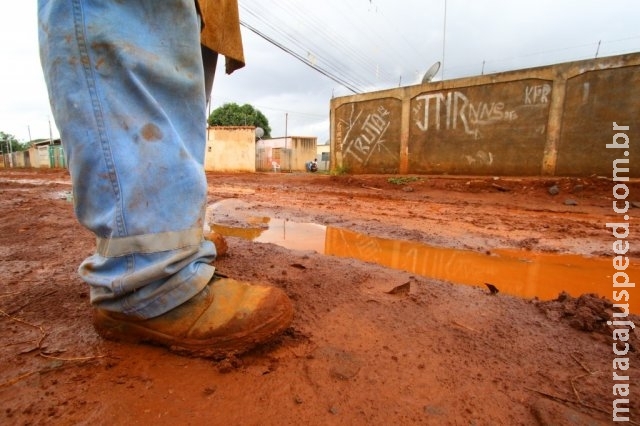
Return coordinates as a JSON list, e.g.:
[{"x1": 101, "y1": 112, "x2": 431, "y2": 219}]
[
  {"x1": 212, "y1": 218, "x2": 638, "y2": 313},
  {"x1": 214, "y1": 218, "x2": 326, "y2": 254},
  {"x1": 0, "y1": 178, "x2": 71, "y2": 186}
]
